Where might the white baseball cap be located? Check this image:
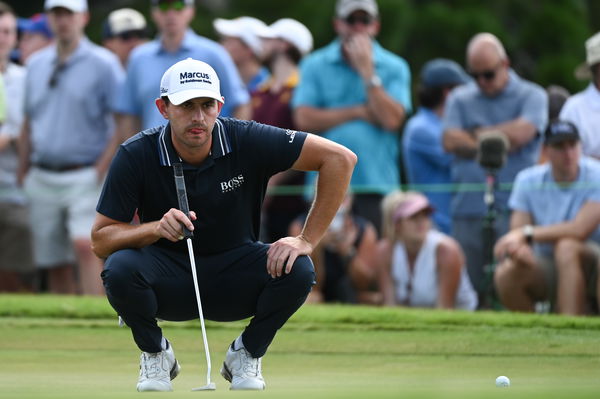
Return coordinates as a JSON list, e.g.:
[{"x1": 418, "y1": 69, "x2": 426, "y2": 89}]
[
  {"x1": 586, "y1": 31, "x2": 600, "y2": 66},
  {"x1": 259, "y1": 18, "x2": 313, "y2": 56},
  {"x1": 335, "y1": 0, "x2": 379, "y2": 19},
  {"x1": 160, "y1": 58, "x2": 224, "y2": 105},
  {"x1": 105, "y1": 8, "x2": 147, "y2": 37},
  {"x1": 574, "y1": 31, "x2": 600, "y2": 80},
  {"x1": 44, "y1": 0, "x2": 88, "y2": 12},
  {"x1": 213, "y1": 16, "x2": 267, "y2": 58}
]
